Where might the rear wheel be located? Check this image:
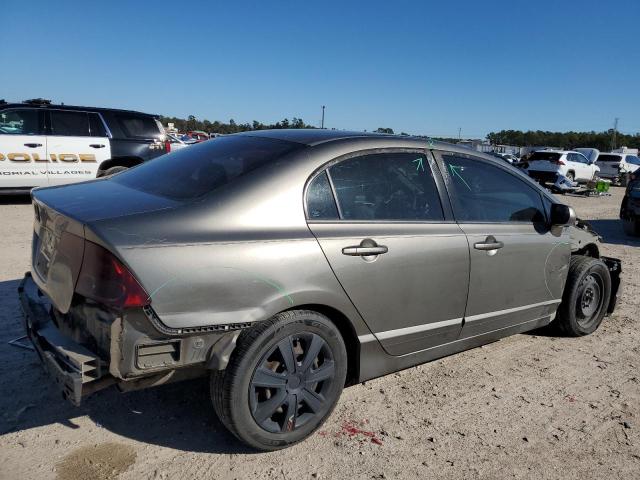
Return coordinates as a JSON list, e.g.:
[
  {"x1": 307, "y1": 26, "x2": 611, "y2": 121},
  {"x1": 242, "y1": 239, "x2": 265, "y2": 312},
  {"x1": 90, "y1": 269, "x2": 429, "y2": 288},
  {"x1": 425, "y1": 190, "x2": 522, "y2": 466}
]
[
  {"x1": 556, "y1": 255, "x2": 611, "y2": 336},
  {"x1": 211, "y1": 310, "x2": 347, "y2": 451},
  {"x1": 565, "y1": 171, "x2": 575, "y2": 182}
]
